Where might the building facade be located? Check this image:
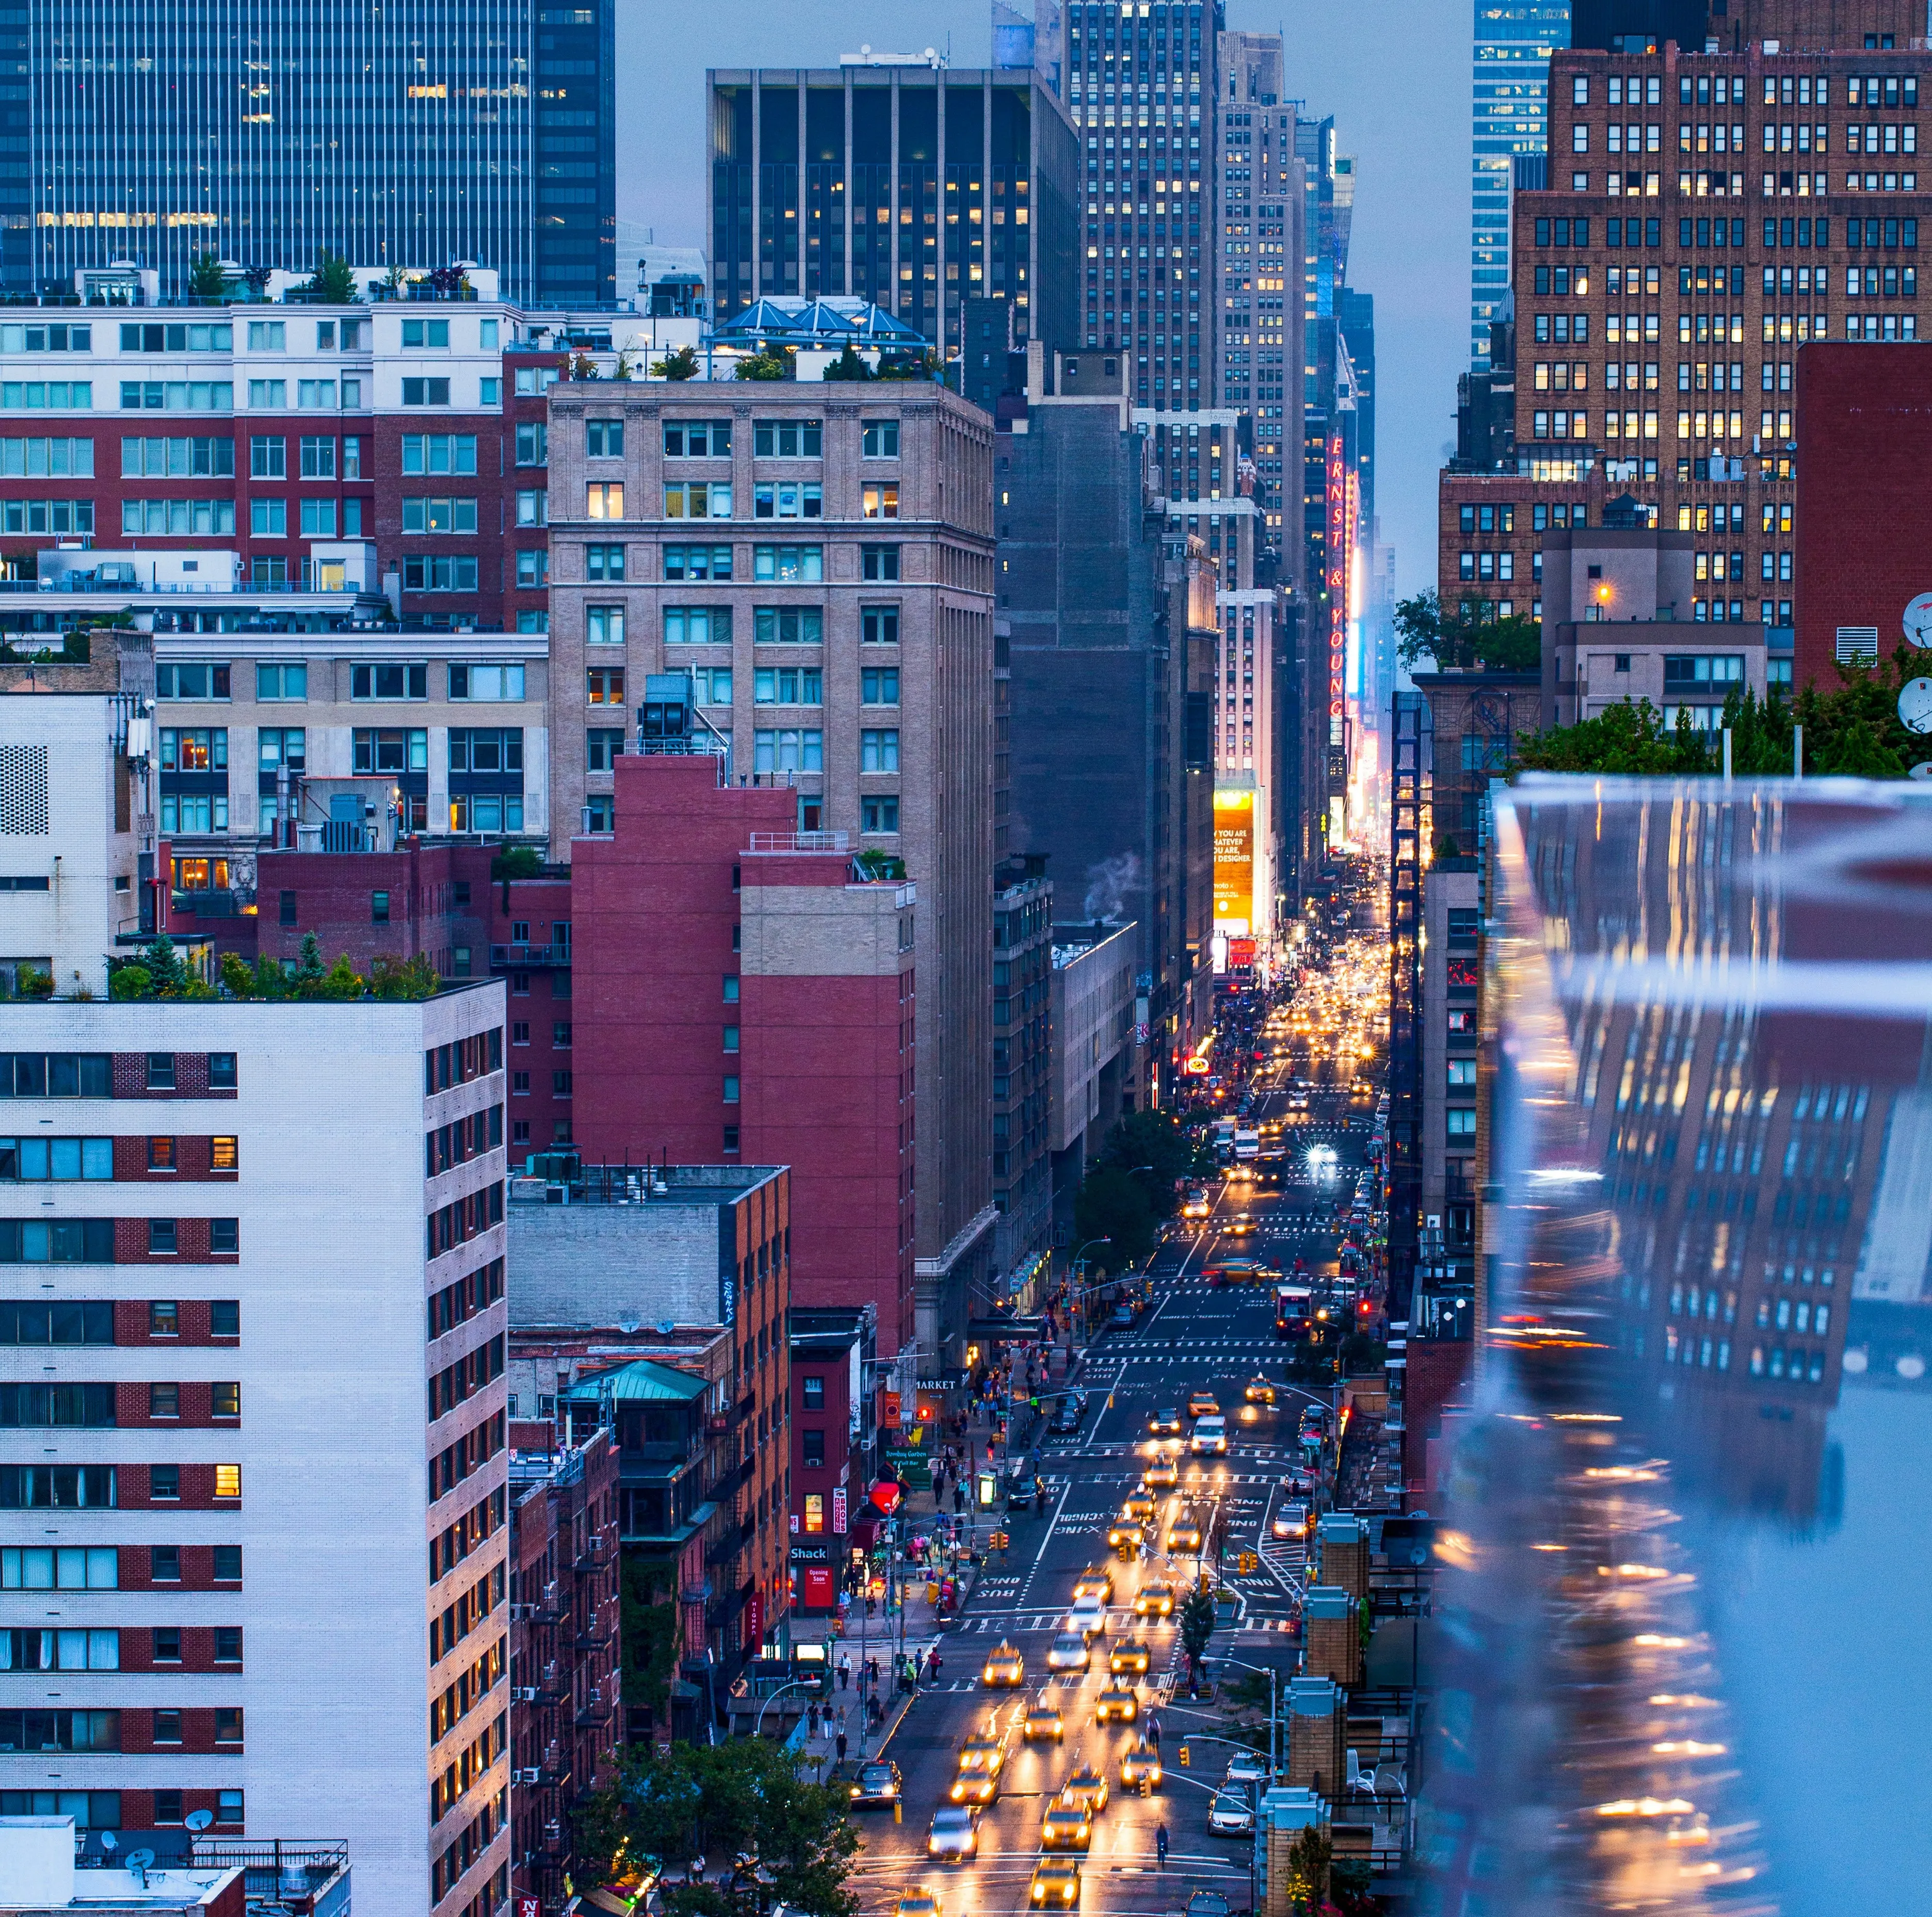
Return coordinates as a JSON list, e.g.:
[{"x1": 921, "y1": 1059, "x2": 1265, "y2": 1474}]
[
  {"x1": 0, "y1": 987, "x2": 513, "y2": 1917},
  {"x1": 543, "y1": 382, "x2": 995, "y2": 1373},
  {"x1": 991, "y1": 856, "x2": 1054, "y2": 1300},
  {"x1": 705, "y1": 64, "x2": 1080, "y2": 365},
  {"x1": 5, "y1": 7, "x2": 615, "y2": 304}
]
